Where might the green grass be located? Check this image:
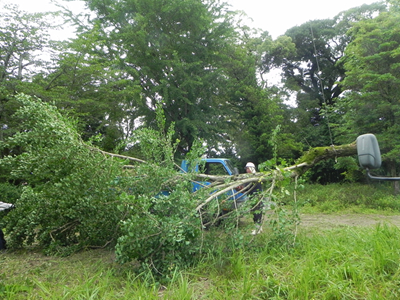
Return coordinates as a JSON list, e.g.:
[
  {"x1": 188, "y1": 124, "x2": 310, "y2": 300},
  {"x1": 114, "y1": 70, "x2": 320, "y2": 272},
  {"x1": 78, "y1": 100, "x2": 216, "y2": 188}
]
[
  {"x1": 284, "y1": 182, "x2": 400, "y2": 214},
  {"x1": 3, "y1": 225, "x2": 400, "y2": 299},
  {"x1": 2, "y1": 183, "x2": 400, "y2": 299}
]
